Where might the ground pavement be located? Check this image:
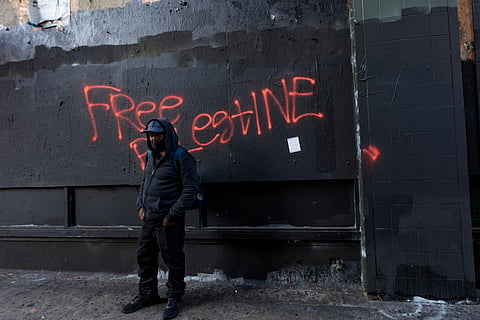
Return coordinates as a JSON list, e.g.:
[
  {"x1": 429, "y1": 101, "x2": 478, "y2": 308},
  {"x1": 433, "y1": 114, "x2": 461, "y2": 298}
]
[{"x1": 0, "y1": 269, "x2": 479, "y2": 320}]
